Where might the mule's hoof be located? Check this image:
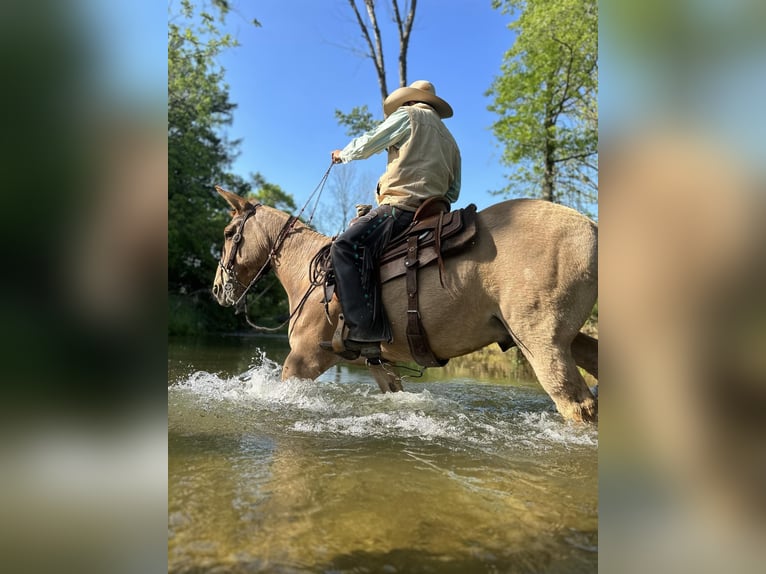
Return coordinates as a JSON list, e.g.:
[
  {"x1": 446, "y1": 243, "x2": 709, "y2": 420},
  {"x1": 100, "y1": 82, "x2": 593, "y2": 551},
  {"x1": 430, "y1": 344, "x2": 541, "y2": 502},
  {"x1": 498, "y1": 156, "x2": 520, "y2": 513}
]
[
  {"x1": 558, "y1": 397, "x2": 598, "y2": 423},
  {"x1": 575, "y1": 399, "x2": 598, "y2": 423}
]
